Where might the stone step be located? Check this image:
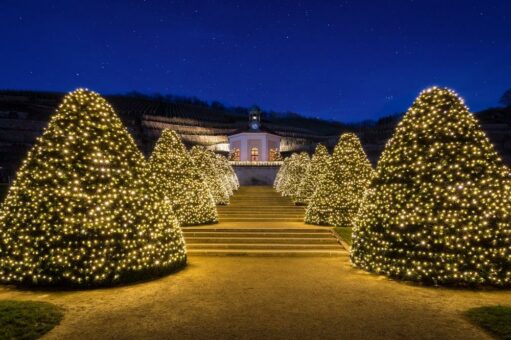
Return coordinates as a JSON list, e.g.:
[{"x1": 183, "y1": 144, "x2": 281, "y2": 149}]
[
  {"x1": 217, "y1": 202, "x2": 307, "y2": 210},
  {"x1": 225, "y1": 204, "x2": 298, "y2": 208},
  {"x1": 187, "y1": 243, "x2": 342, "y2": 250},
  {"x1": 218, "y1": 217, "x2": 304, "y2": 221},
  {"x1": 220, "y1": 217, "x2": 304, "y2": 222},
  {"x1": 219, "y1": 210, "x2": 302, "y2": 212},
  {"x1": 183, "y1": 228, "x2": 331, "y2": 233},
  {"x1": 186, "y1": 249, "x2": 347, "y2": 257},
  {"x1": 231, "y1": 197, "x2": 292, "y2": 203},
  {"x1": 182, "y1": 231, "x2": 330, "y2": 238},
  {"x1": 229, "y1": 195, "x2": 289, "y2": 198},
  {"x1": 218, "y1": 213, "x2": 303, "y2": 216},
  {"x1": 184, "y1": 237, "x2": 339, "y2": 244},
  {"x1": 219, "y1": 209, "x2": 303, "y2": 212},
  {"x1": 233, "y1": 194, "x2": 282, "y2": 196},
  {"x1": 222, "y1": 200, "x2": 298, "y2": 202}
]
